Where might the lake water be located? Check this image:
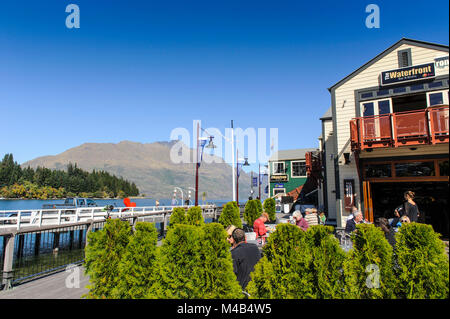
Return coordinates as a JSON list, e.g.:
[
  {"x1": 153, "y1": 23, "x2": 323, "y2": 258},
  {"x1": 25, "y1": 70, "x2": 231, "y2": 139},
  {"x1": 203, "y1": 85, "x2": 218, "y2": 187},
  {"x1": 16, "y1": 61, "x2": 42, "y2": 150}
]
[{"x1": 0, "y1": 198, "x2": 231, "y2": 211}]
